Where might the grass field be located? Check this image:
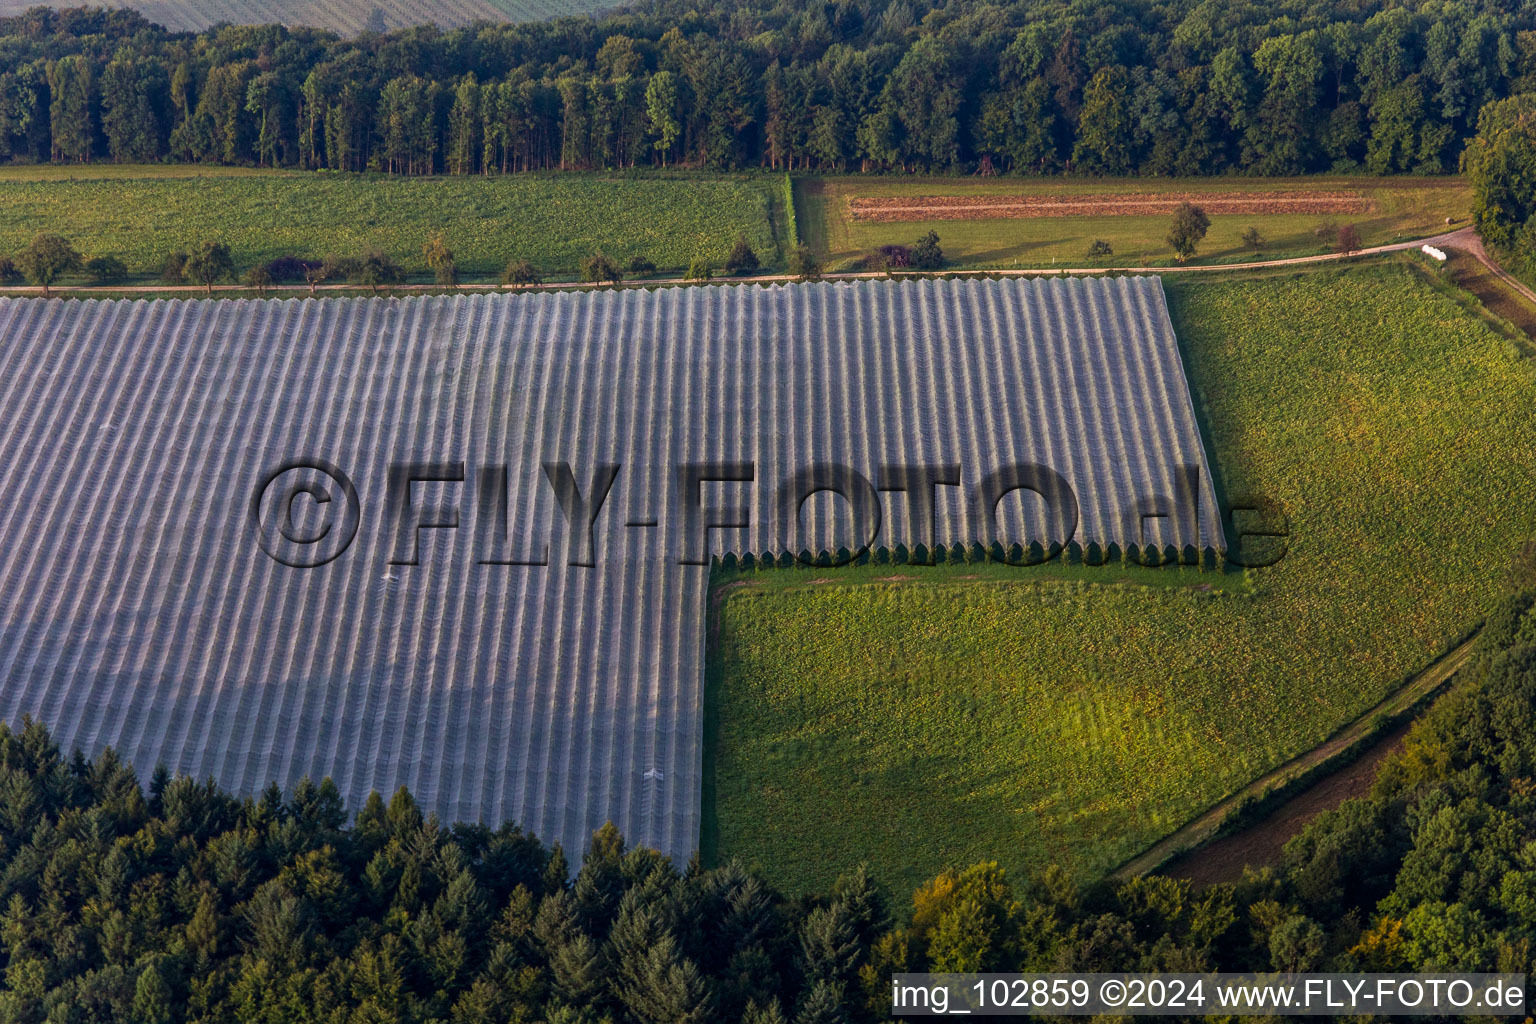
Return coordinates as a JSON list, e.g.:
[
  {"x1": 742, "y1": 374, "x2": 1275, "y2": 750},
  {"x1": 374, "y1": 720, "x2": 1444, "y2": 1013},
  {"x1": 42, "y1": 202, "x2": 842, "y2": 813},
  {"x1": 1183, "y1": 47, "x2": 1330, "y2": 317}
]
[
  {"x1": 799, "y1": 176, "x2": 1469, "y2": 271},
  {"x1": 0, "y1": 166, "x2": 783, "y2": 281},
  {"x1": 706, "y1": 259, "x2": 1536, "y2": 896}
]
